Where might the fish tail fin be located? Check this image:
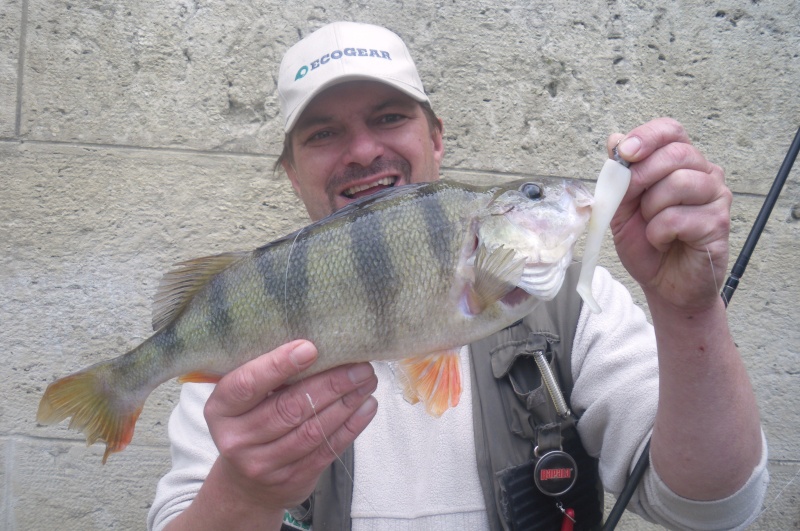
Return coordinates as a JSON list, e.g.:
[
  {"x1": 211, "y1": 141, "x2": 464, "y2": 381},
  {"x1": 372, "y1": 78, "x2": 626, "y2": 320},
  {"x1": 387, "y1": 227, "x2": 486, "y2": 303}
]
[
  {"x1": 398, "y1": 349, "x2": 462, "y2": 417},
  {"x1": 37, "y1": 363, "x2": 145, "y2": 464}
]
